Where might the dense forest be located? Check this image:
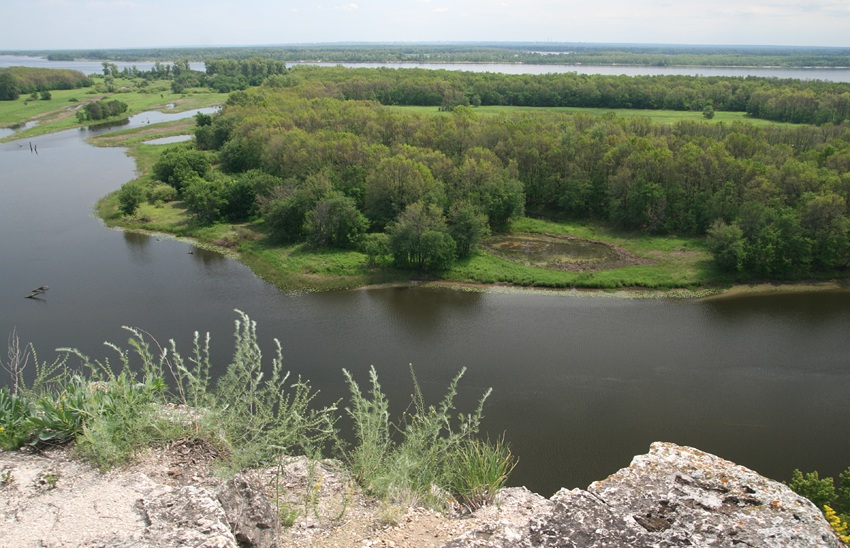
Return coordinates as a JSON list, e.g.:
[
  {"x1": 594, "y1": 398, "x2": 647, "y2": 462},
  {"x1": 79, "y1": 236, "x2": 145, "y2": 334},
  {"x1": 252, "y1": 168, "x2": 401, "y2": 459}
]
[
  {"x1": 14, "y1": 43, "x2": 850, "y2": 68},
  {"x1": 120, "y1": 66, "x2": 850, "y2": 279},
  {"x1": 285, "y1": 65, "x2": 850, "y2": 125}
]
